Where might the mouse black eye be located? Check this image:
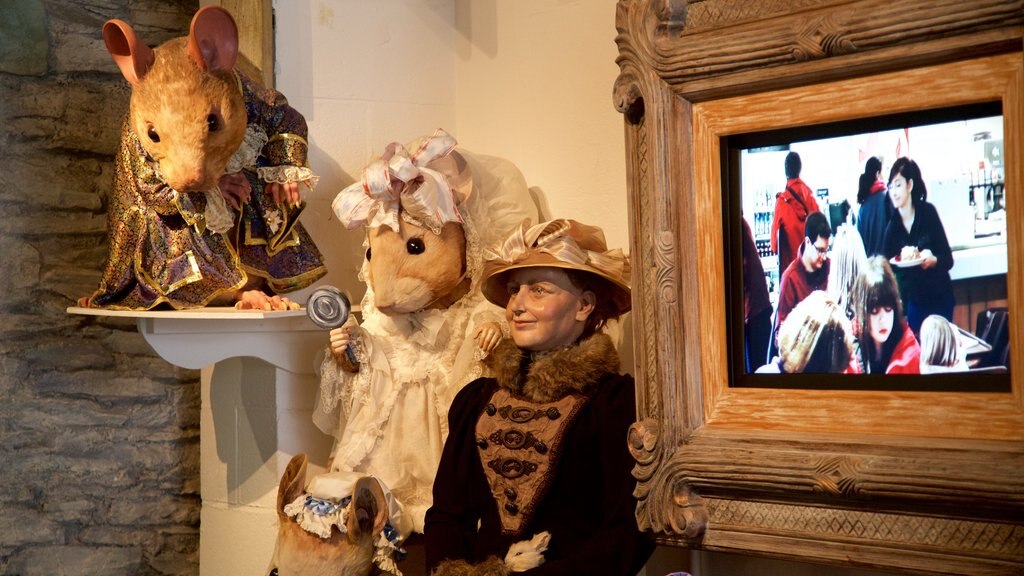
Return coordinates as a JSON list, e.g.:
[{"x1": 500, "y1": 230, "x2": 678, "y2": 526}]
[
  {"x1": 268, "y1": 569, "x2": 278, "y2": 576},
  {"x1": 406, "y1": 238, "x2": 425, "y2": 255},
  {"x1": 365, "y1": 247, "x2": 372, "y2": 261},
  {"x1": 207, "y1": 114, "x2": 220, "y2": 132},
  {"x1": 146, "y1": 125, "x2": 160, "y2": 143}
]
